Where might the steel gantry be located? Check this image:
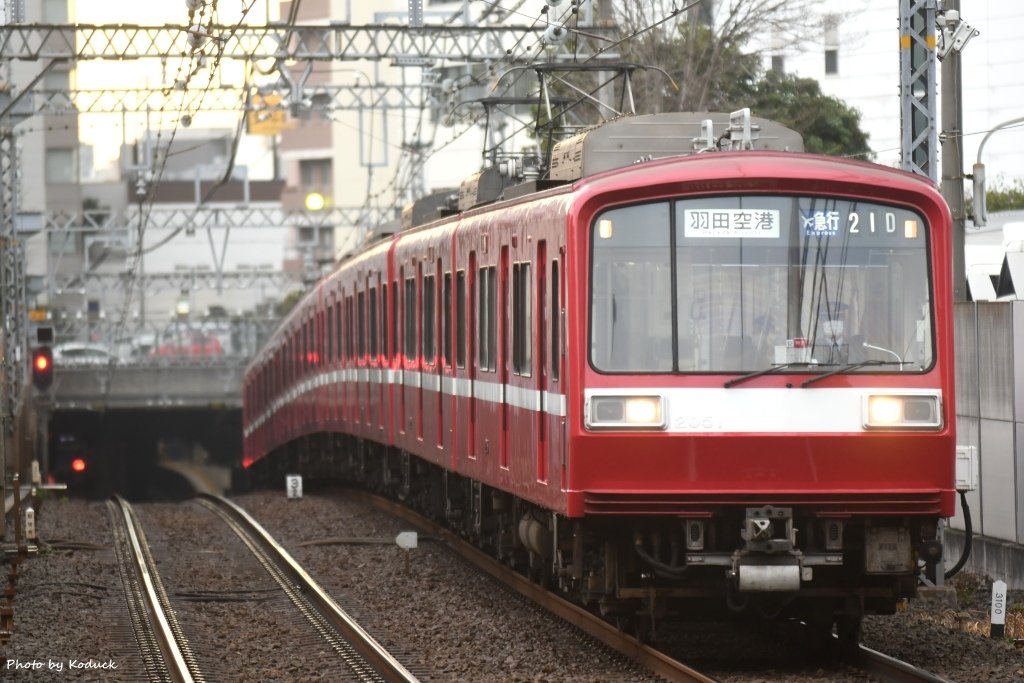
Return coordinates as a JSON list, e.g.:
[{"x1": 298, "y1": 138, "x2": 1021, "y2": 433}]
[
  {"x1": 0, "y1": 23, "x2": 611, "y2": 63},
  {"x1": 34, "y1": 83, "x2": 432, "y2": 115},
  {"x1": 0, "y1": 9, "x2": 617, "y2": 523}
]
